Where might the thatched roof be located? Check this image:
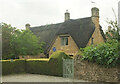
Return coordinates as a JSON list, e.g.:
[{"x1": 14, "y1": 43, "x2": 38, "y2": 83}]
[{"x1": 30, "y1": 17, "x2": 105, "y2": 54}]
